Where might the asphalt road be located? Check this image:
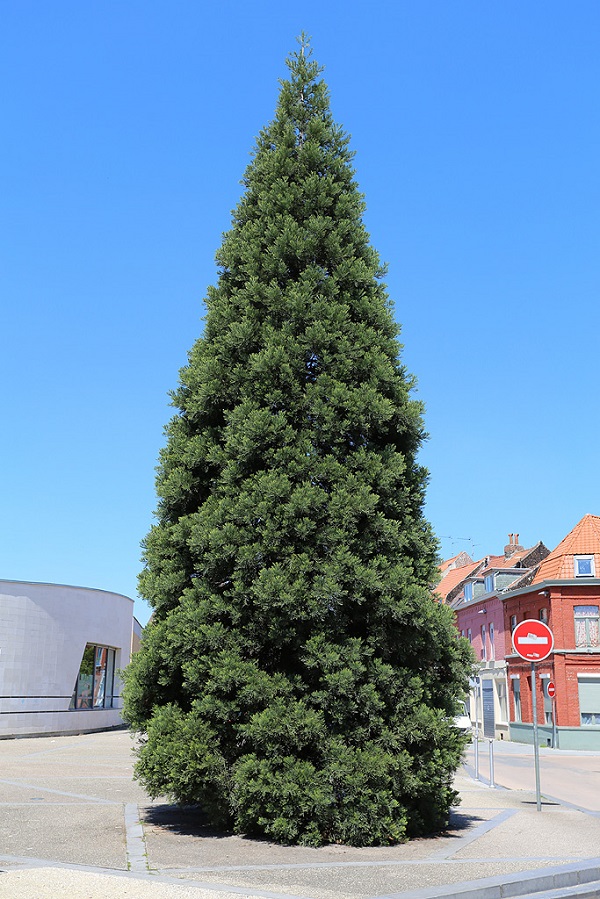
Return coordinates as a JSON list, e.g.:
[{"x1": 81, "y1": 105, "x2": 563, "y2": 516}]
[{"x1": 463, "y1": 738, "x2": 600, "y2": 813}]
